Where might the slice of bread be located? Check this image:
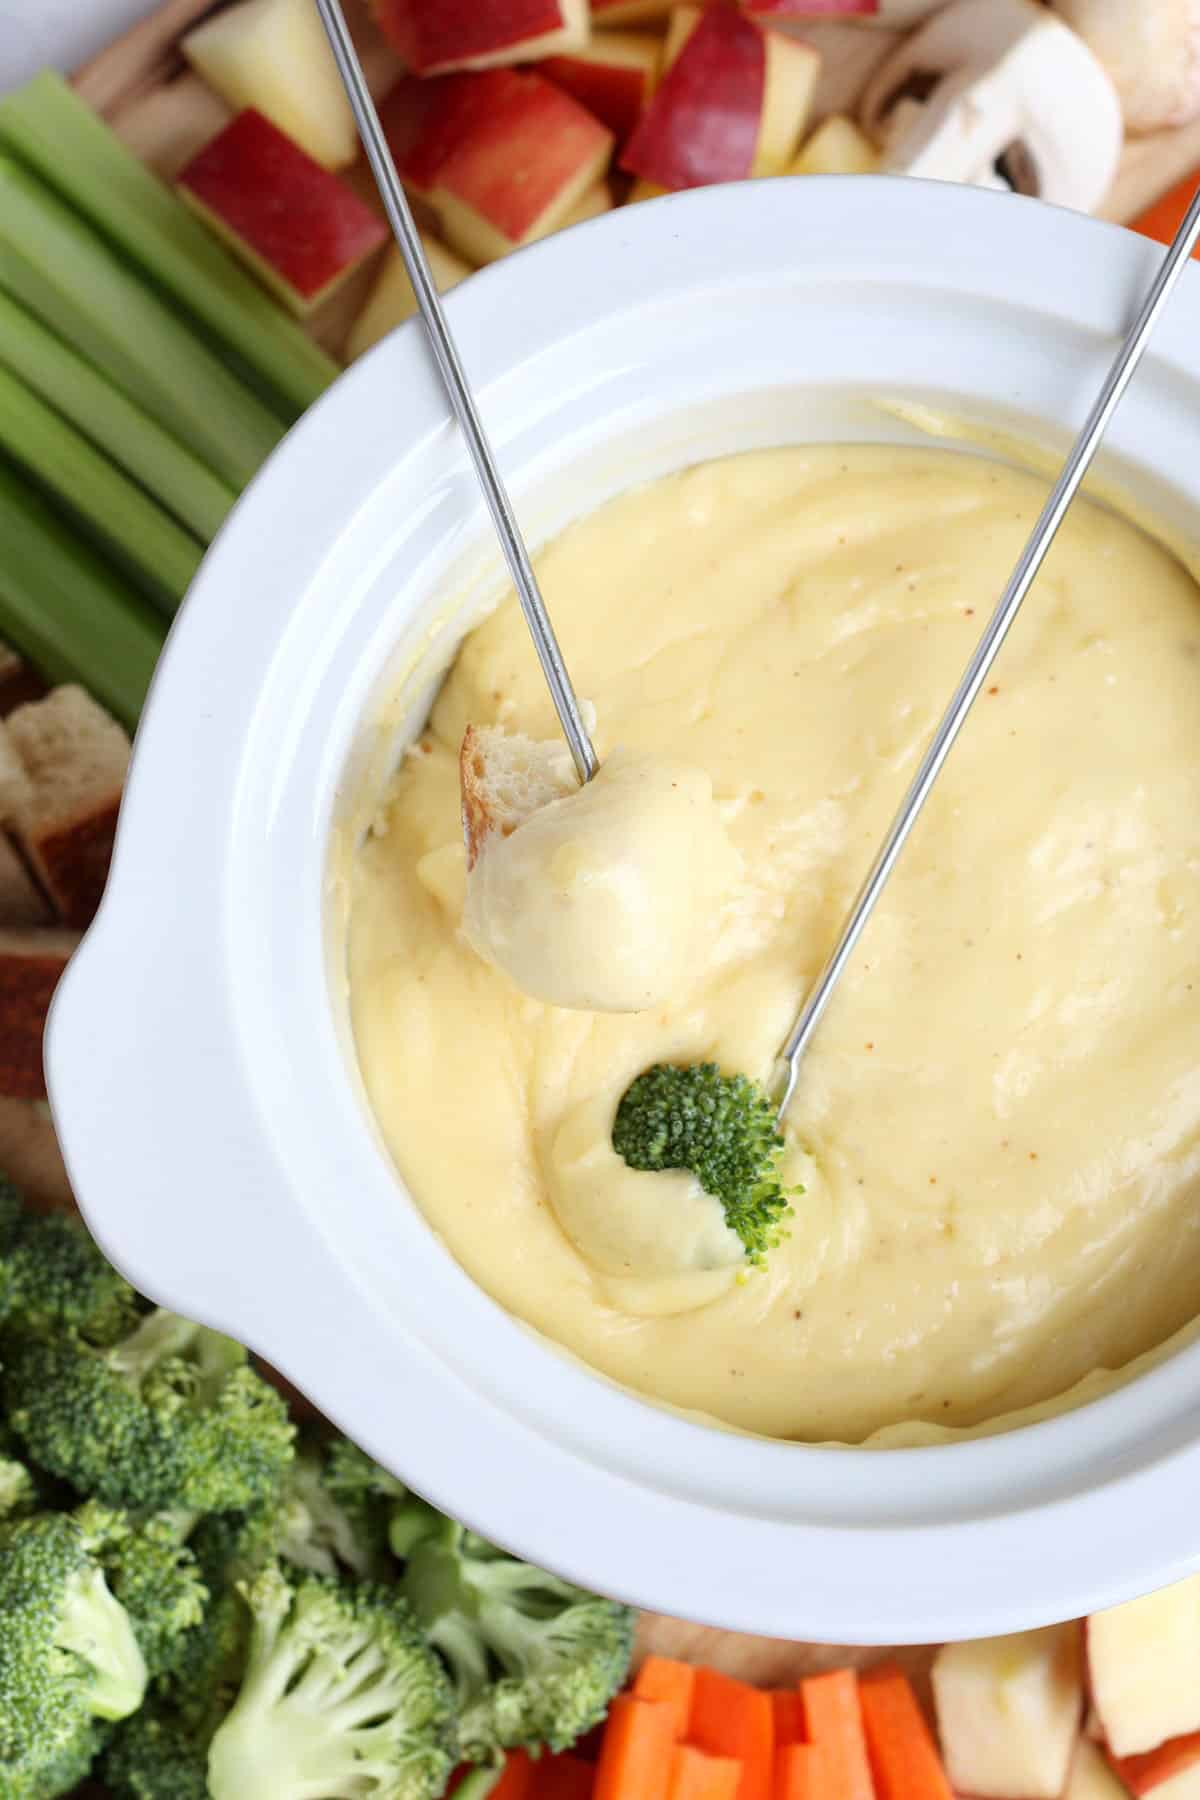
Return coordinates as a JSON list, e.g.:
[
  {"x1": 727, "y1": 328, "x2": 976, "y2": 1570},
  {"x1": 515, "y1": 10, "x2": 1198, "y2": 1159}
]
[
  {"x1": 3, "y1": 687, "x2": 130, "y2": 929},
  {"x1": 459, "y1": 723, "x2": 577, "y2": 870},
  {"x1": 0, "y1": 926, "x2": 79, "y2": 1100}
]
